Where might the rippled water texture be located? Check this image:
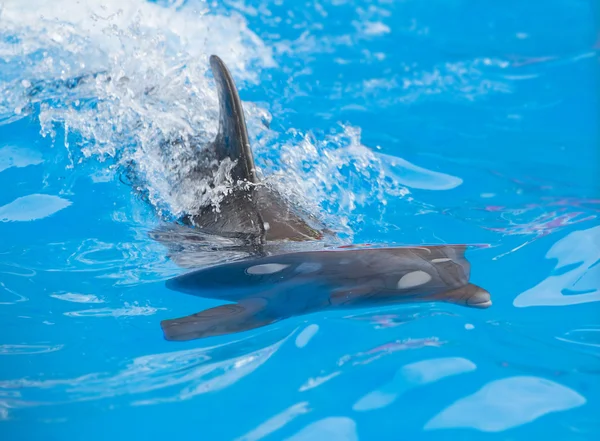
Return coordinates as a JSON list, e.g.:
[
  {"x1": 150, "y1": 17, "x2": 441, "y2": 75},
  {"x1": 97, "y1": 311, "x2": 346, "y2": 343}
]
[{"x1": 1, "y1": 0, "x2": 599, "y2": 439}]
